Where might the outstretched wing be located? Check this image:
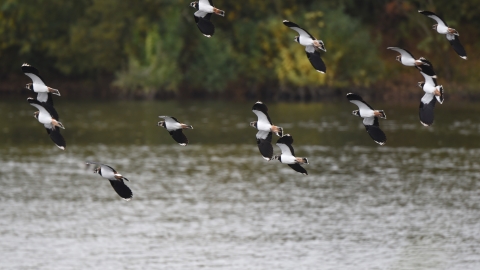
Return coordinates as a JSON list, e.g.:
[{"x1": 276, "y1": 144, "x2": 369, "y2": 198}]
[
  {"x1": 346, "y1": 93, "x2": 374, "y2": 111},
  {"x1": 257, "y1": 134, "x2": 273, "y2": 161},
  {"x1": 288, "y1": 164, "x2": 308, "y2": 175},
  {"x1": 419, "y1": 94, "x2": 436, "y2": 126},
  {"x1": 387, "y1": 47, "x2": 415, "y2": 59},
  {"x1": 305, "y1": 47, "x2": 326, "y2": 73},
  {"x1": 169, "y1": 129, "x2": 189, "y2": 146},
  {"x1": 194, "y1": 14, "x2": 215, "y2": 37},
  {"x1": 419, "y1": 71, "x2": 437, "y2": 86},
  {"x1": 109, "y1": 180, "x2": 133, "y2": 201},
  {"x1": 283, "y1": 20, "x2": 316, "y2": 39},
  {"x1": 276, "y1": 135, "x2": 295, "y2": 156},
  {"x1": 418, "y1": 10, "x2": 448, "y2": 28},
  {"x1": 21, "y1": 63, "x2": 47, "y2": 86},
  {"x1": 363, "y1": 117, "x2": 386, "y2": 145},
  {"x1": 446, "y1": 34, "x2": 467, "y2": 59},
  {"x1": 49, "y1": 127, "x2": 66, "y2": 150},
  {"x1": 252, "y1": 102, "x2": 273, "y2": 125},
  {"x1": 415, "y1": 57, "x2": 436, "y2": 77}
]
